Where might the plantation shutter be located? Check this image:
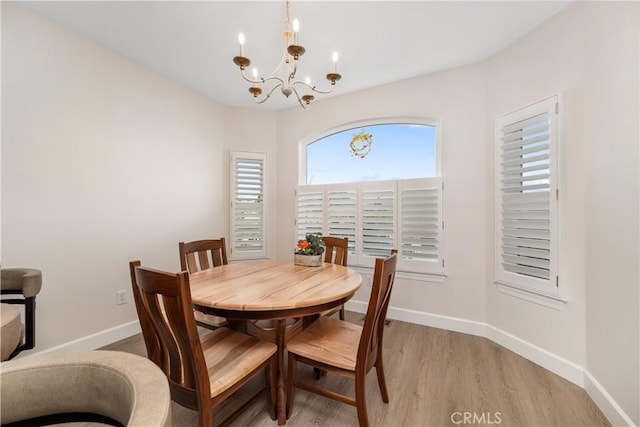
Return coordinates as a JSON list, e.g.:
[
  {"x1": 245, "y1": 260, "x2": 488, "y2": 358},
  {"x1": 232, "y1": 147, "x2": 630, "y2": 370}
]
[
  {"x1": 399, "y1": 178, "x2": 443, "y2": 266},
  {"x1": 296, "y1": 186, "x2": 324, "y2": 240},
  {"x1": 230, "y1": 151, "x2": 266, "y2": 260},
  {"x1": 327, "y1": 187, "x2": 357, "y2": 253},
  {"x1": 495, "y1": 96, "x2": 559, "y2": 295},
  {"x1": 295, "y1": 178, "x2": 444, "y2": 275},
  {"x1": 361, "y1": 182, "x2": 396, "y2": 258}
]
